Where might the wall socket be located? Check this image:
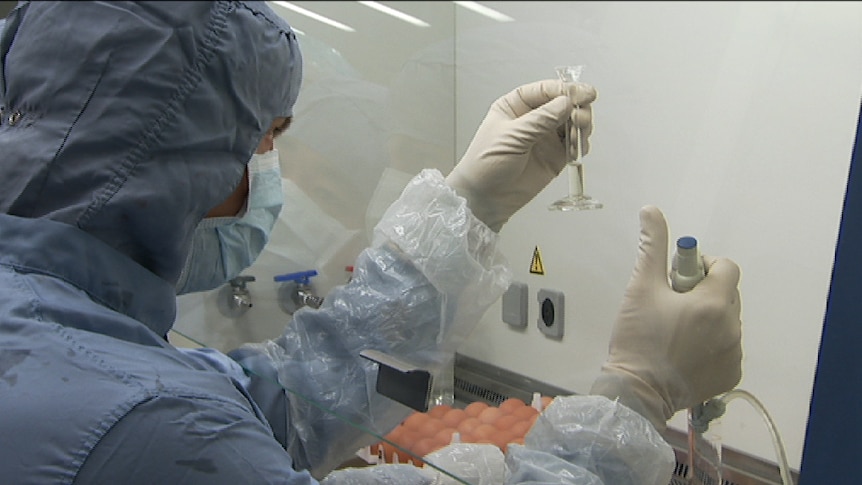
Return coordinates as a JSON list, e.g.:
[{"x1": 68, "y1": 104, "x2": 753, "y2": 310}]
[{"x1": 536, "y1": 288, "x2": 564, "y2": 339}]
